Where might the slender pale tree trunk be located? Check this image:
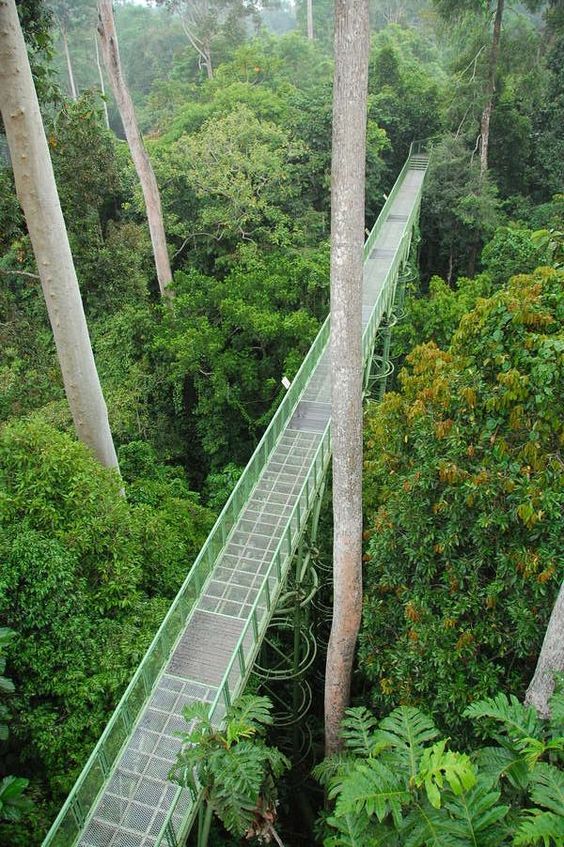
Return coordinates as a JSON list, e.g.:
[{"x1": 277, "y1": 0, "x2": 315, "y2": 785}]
[
  {"x1": 97, "y1": 0, "x2": 172, "y2": 297},
  {"x1": 94, "y1": 33, "x2": 110, "y2": 130},
  {"x1": 480, "y1": 0, "x2": 504, "y2": 177},
  {"x1": 0, "y1": 0, "x2": 120, "y2": 473},
  {"x1": 324, "y1": 0, "x2": 370, "y2": 756},
  {"x1": 61, "y1": 27, "x2": 77, "y2": 100},
  {"x1": 525, "y1": 582, "x2": 564, "y2": 718},
  {"x1": 306, "y1": 0, "x2": 314, "y2": 40}
]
